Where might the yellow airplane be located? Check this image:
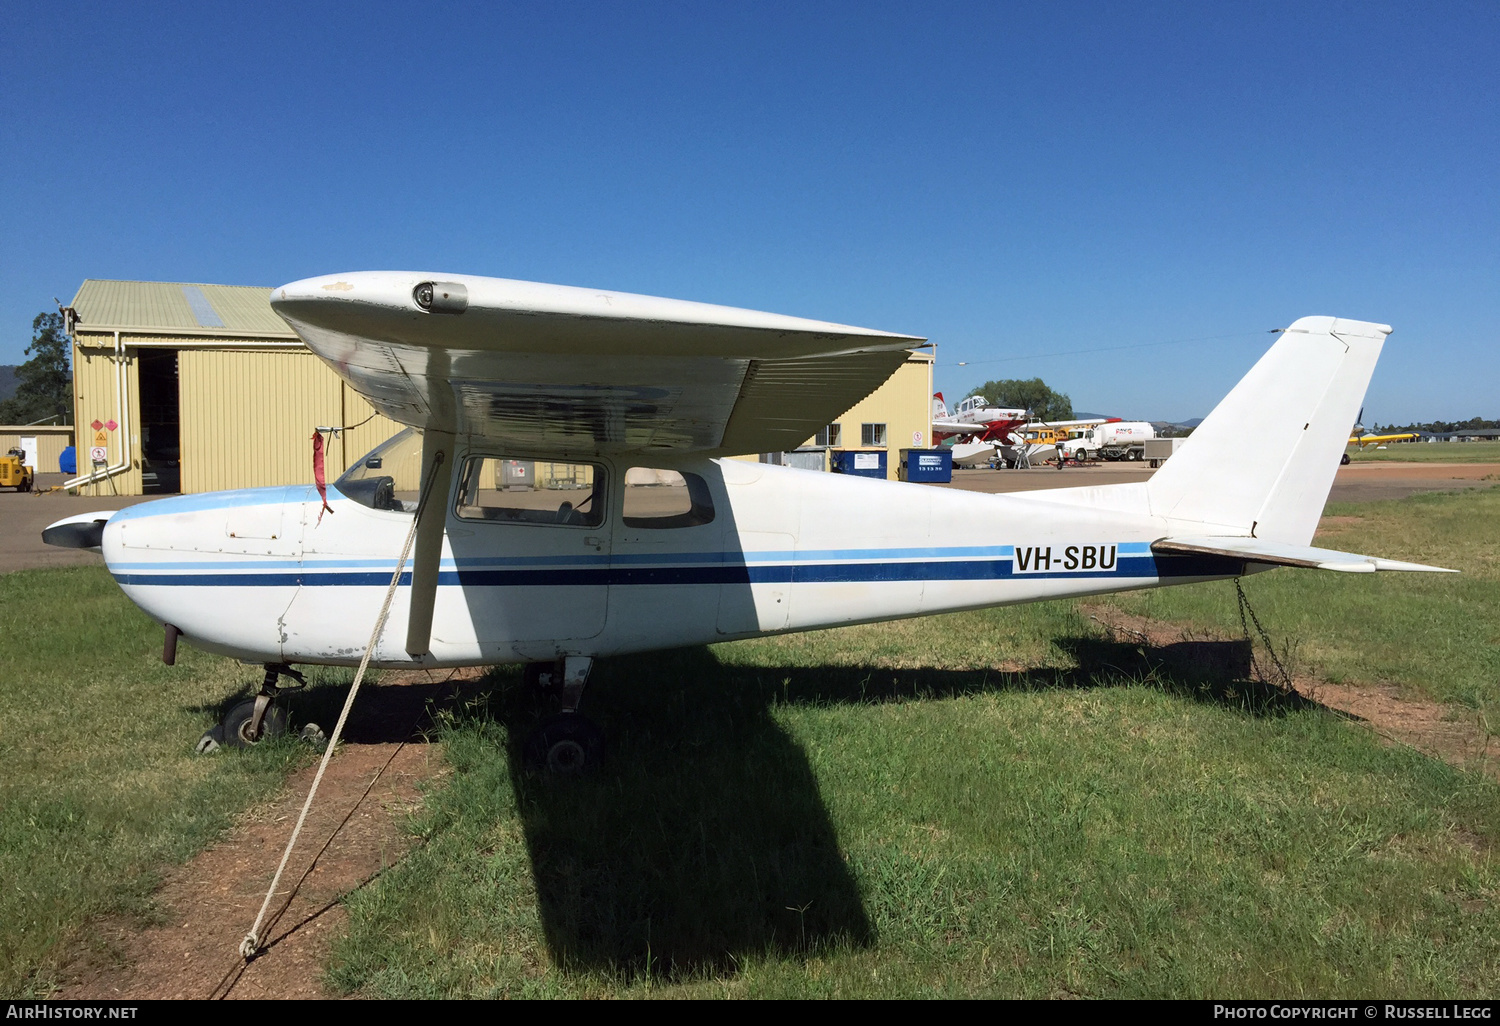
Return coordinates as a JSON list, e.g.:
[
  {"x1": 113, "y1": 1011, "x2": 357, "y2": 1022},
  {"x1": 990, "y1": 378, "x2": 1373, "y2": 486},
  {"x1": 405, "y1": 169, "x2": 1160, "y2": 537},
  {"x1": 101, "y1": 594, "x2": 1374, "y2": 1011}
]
[{"x1": 1348, "y1": 431, "x2": 1421, "y2": 448}]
